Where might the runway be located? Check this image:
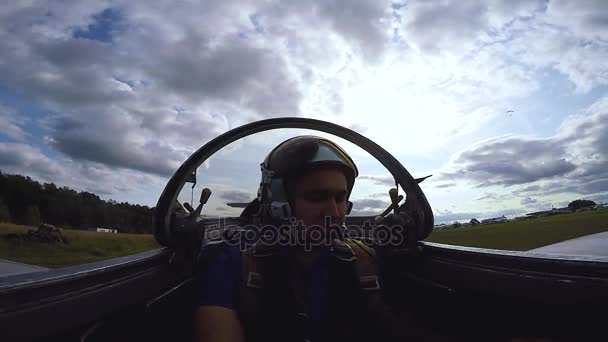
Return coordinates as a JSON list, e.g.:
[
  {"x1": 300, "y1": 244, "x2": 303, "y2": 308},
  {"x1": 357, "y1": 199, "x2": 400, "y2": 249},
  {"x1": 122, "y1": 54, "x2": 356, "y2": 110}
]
[
  {"x1": 528, "y1": 231, "x2": 608, "y2": 257},
  {"x1": 0, "y1": 259, "x2": 48, "y2": 277}
]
